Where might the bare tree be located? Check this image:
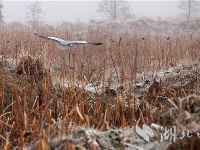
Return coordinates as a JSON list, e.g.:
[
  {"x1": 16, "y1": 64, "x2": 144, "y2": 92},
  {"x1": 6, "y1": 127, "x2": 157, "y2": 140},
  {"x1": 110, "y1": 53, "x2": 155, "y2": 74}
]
[
  {"x1": 0, "y1": 1, "x2": 4, "y2": 24},
  {"x1": 178, "y1": 0, "x2": 200, "y2": 21},
  {"x1": 26, "y1": 1, "x2": 44, "y2": 28},
  {"x1": 97, "y1": 0, "x2": 133, "y2": 20}
]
